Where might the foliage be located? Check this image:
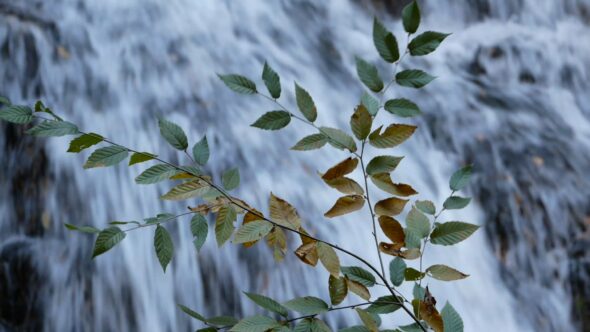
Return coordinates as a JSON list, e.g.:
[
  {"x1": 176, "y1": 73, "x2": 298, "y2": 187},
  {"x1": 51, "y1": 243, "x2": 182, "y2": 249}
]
[{"x1": 0, "y1": 2, "x2": 479, "y2": 330}]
